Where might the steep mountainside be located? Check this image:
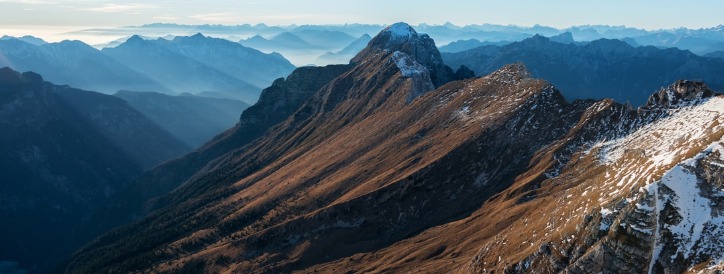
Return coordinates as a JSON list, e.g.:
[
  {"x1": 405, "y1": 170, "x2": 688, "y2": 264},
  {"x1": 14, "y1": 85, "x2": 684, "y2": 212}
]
[
  {"x1": 308, "y1": 81, "x2": 724, "y2": 274},
  {"x1": 63, "y1": 22, "x2": 560, "y2": 273},
  {"x1": 65, "y1": 23, "x2": 724, "y2": 274},
  {"x1": 442, "y1": 35, "x2": 724, "y2": 105},
  {"x1": 0, "y1": 38, "x2": 167, "y2": 94},
  {"x1": 114, "y1": 91, "x2": 250, "y2": 148},
  {"x1": 0, "y1": 68, "x2": 188, "y2": 272},
  {"x1": 77, "y1": 64, "x2": 353, "y2": 244}
]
